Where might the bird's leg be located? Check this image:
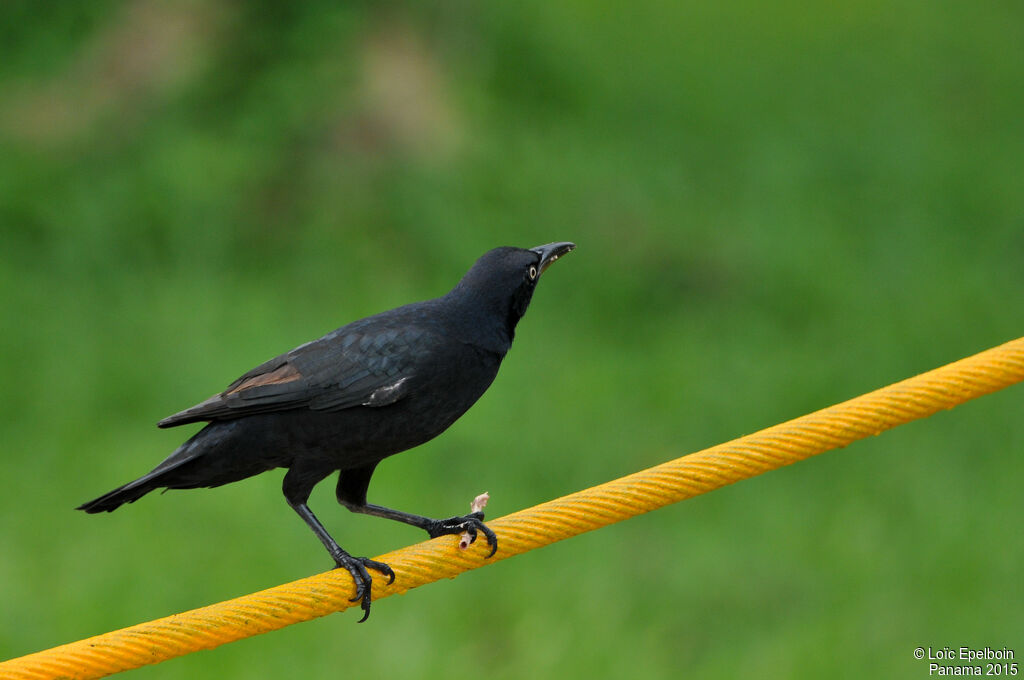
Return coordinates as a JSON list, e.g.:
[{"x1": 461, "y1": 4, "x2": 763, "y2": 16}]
[
  {"x1": 286, "y1": 500, "x2": 395, "y2": 621},
  {"x1": 283, "y1": 468, "x2": 394, "y2": 623},
  {"x1": 336, "y1": 464, "x2": 498, "y2": 557},
  {"x1": 342, "y1": 502, "x2": 498, "y2": 557}
]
